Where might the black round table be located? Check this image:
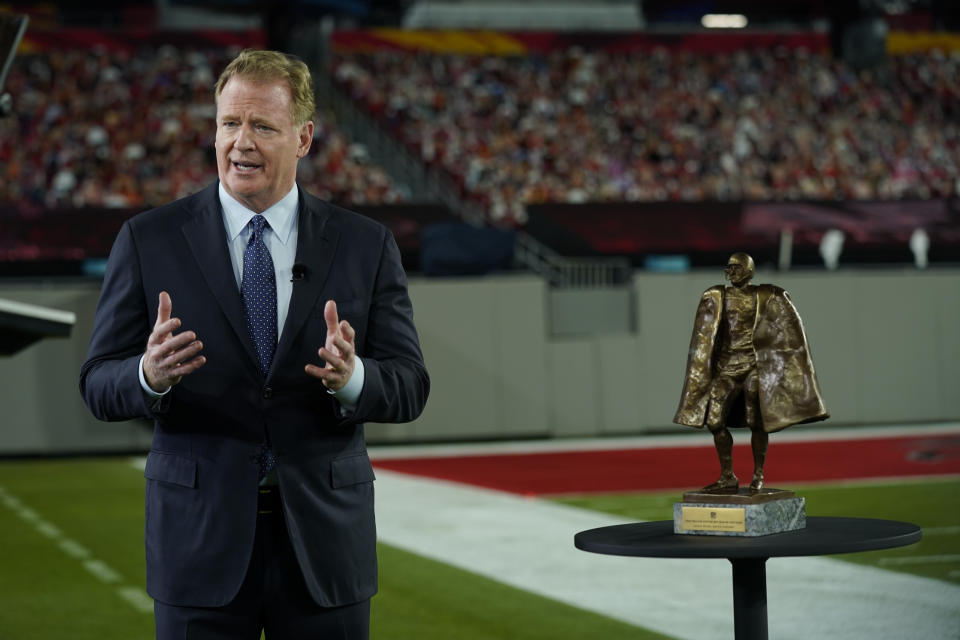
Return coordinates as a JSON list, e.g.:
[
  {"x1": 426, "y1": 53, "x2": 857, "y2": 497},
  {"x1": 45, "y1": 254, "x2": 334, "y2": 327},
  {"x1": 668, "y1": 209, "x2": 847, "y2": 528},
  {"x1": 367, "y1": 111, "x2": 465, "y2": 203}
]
[{"x1": 575, "y1": 516, "x2": 921, "y2": 640}]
